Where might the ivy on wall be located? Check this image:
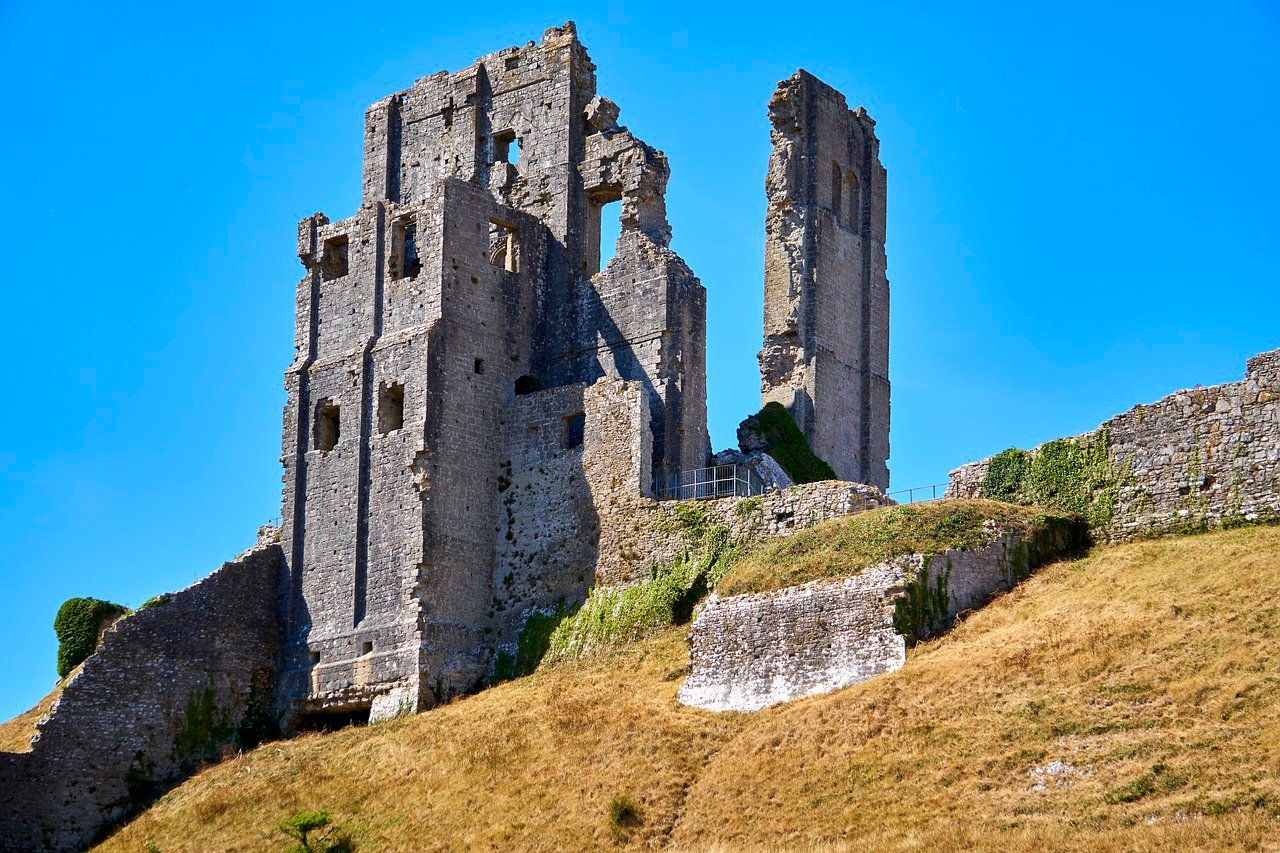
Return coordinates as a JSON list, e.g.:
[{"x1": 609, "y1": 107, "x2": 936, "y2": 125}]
[{"x1": 980, "y1": 428, "x2": 1119, "y2": 528}]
